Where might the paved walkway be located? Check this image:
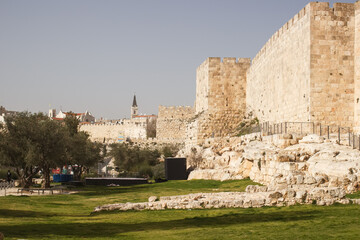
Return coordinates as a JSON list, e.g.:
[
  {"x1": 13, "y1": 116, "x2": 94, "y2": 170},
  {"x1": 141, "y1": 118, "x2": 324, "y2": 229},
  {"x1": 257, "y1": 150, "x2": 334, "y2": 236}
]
[
  {"x1": 0, "y1": 187, "x2": 77, "y2": 196},
  {"x1": 0, "y1": 188, "x2": 18, "y2": 196}
]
